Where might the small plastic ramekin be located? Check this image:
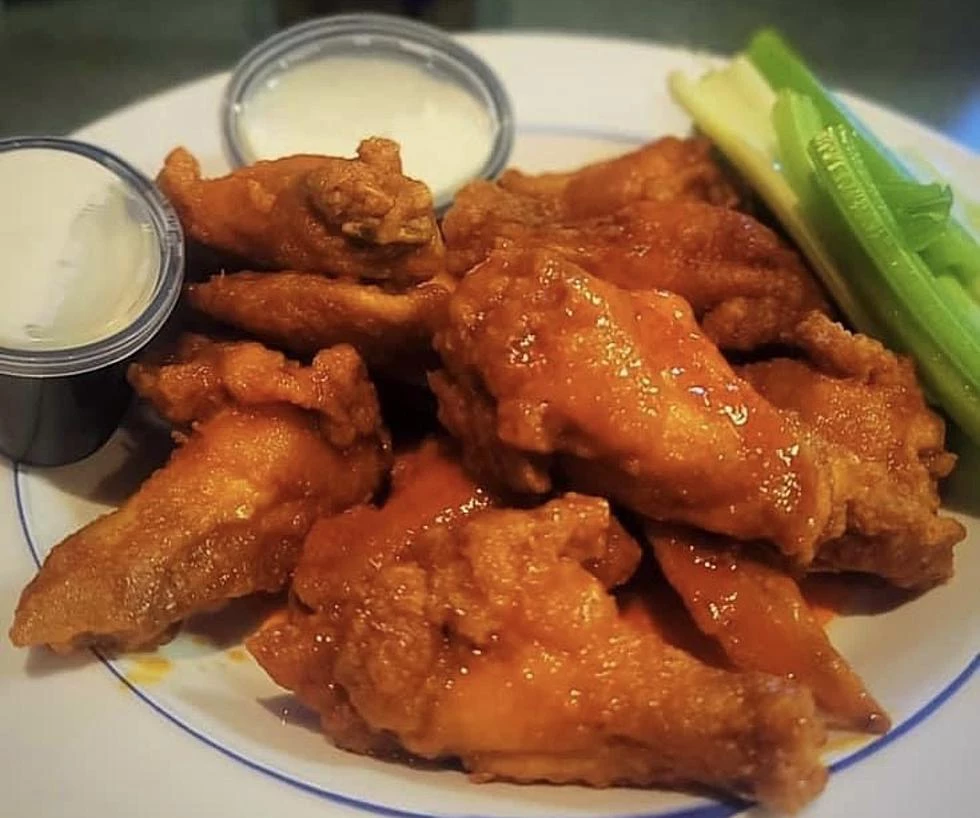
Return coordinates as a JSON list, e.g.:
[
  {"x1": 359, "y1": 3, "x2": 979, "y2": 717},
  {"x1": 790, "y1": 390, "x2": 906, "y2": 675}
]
[
  {"x1": 221, "y1": 13, "x2": 514, "y2": 209},
  {"x1": 0, "y1": 137, "x2": 184, "y2": 466}
]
